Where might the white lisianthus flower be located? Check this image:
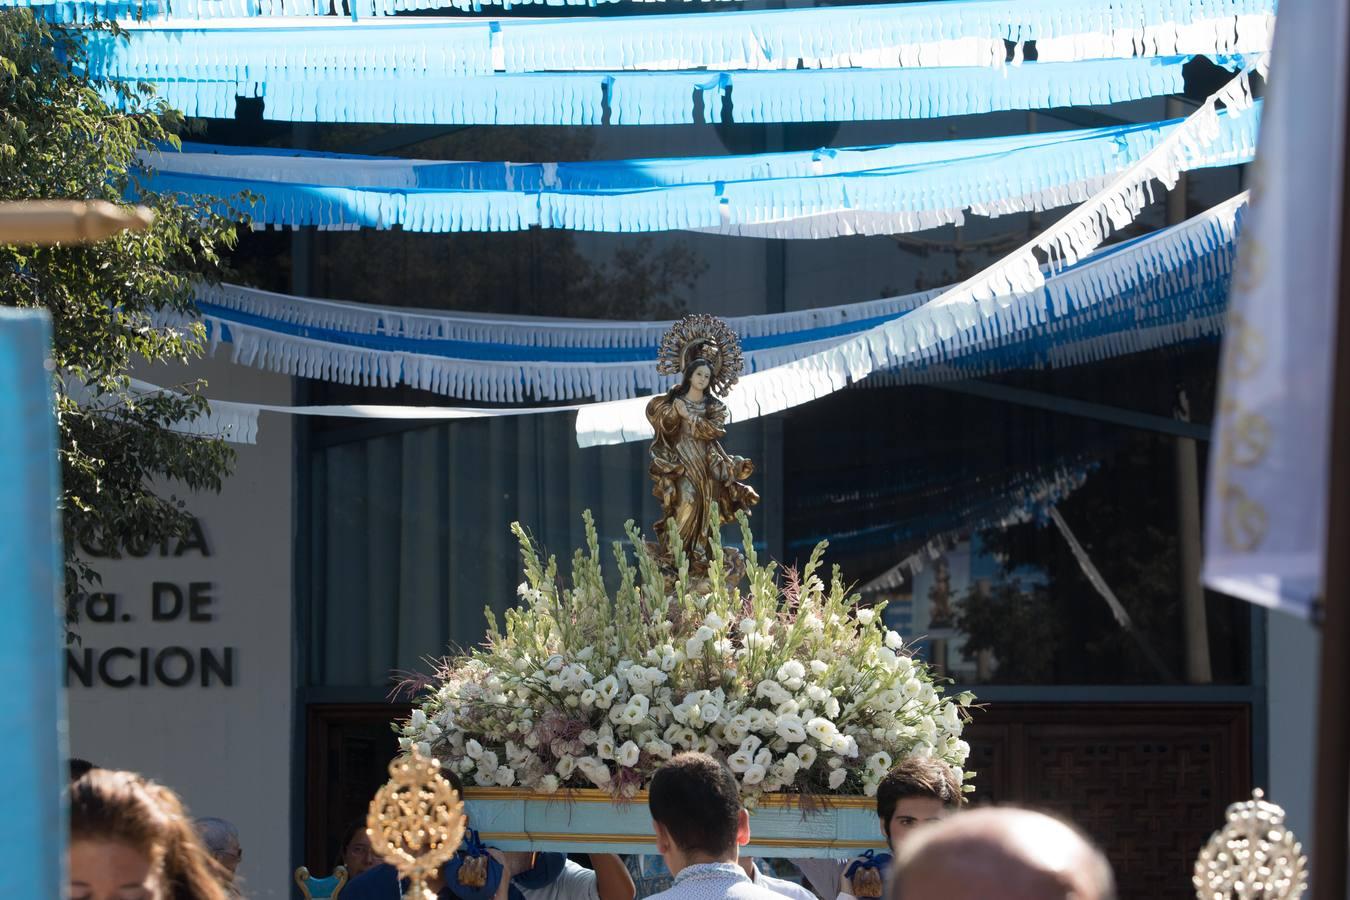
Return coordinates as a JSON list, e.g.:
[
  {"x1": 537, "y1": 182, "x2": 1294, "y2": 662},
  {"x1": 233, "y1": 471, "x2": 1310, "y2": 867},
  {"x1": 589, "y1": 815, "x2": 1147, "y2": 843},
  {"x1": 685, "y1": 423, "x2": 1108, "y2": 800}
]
[
  {"x1": 595, "y1": 675, "x2": 620, "y2": 708},
  {"x1": 596, "y1": 735, "x2": 616, "y2": 761},
  {"x1": 863, "y1": 779, "x2": 879, "y2": 798},
  {"x1": 539, "y1": 775, "x2": 561, "y2": 794},
  {"x1": 809, "y1": 660, "x2": 829, "y2": 675},
  {"x1": 620, "y1": 695, "x2": 650, "y2": 725},
  {"x1": 805, "y1": 685, "x2": 830, "y2": 703},
  {"x1": 867, "y1": 751, "x2": 893, "y2": 775},
  {"x1": 580, "y1": 729, "x2": 599, "y2": 746},
  {"x1": 738, "y1": 619, "x2": 757, "y2": 634},
  {"x1": 954, "y1": 740, "x2": 971, "y2": 764},
  {"x1": 578, "y1": 757, "x2": 611, "y2": 787},
  {"x1": 398, "y1": 737, "x2": 412, "y2": 751},
  {"x1": 776, "y1": 660, "x2": 806, "y2": 691},
  {"x1": 580, "y1": 689, "x2": 598, "y2": 708},
  {"x1": 685, "y1": 637, "x2": 705, "y2": 659},
  {"x1": 776, "y1": 714, "x2": 807, "y2": 743},
  {"x1": 831, "y1": 735, "x2": 859, "y2": 758},
  {"x1": 576, "y1": 646, "x2": 595, "y2": 661},
  {"x1": 825, "y1": 697, "x2": 841, "y2": 718},
  {"x1": 493, "y1": 766, "x2": 516, "y2": 787},
  {"x1": 743, "y1": 764, "x2": 767, "y2": 786},
  {"x1": 856, "y1": 608, "x2": 875, "y2": 626},
  {"x1": 480, "y1": 751, "x2": 499, "y2": 772},
  {"x1": 885, "y1": 630, "x2": 904, "y2": 650},
  {"x1": 754, "y1": 748, "x2": 773, "y2": 770},
  {"x1": 410, "y1": 709, "x2": 428, "y2": 730},
  {"x1": 545, "y1": 654, "x2": 565, "y2": 673},
  {"x1": 644, "y1": 740, "x2": 674, "y2": 759},
  {"x1": 556, "y1": 755, "x2": 577, "y2": 778},
  {"x1": 661, "y1": 653, "x2": 679, "y2": 672},
  {"x1": 474, "y1": 769, "x2": 496, "y2": 787},
  {"x1": 796, "y1": 744, "x2": 818, "y2": 768},
  {"x1": 903, "y1": 678, "x2": 923, "y2": 699},
  {"x1": 413, "y1": 741, "x2": 431, "y2": 758},
  {"x1": 616, "y1": 740, "x2": 641, "y2": 768},
  {"x1": 465, "y1": 739, "x2": 484, "y2": 760},
  {"x1": 704, "y1": 612, "x2": 726, "y2": 631},
  {"x1": 828, "y1": 768, "x2": 848, "y2": 790},
  {"x1": 727, "y1": 750, "x2": 753, "y2": 773},
  {"x1": 806, "y1": 717, "x2": 838, "y2": 744}
]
